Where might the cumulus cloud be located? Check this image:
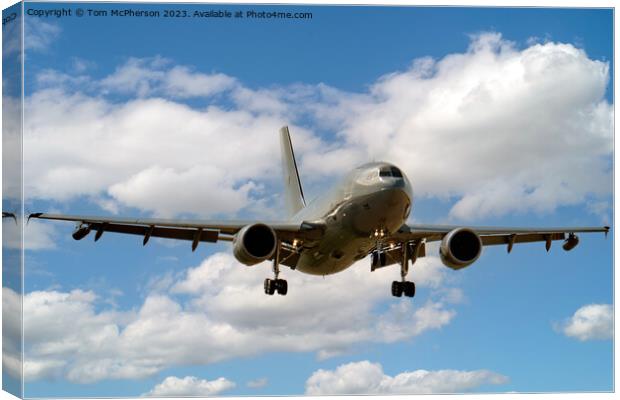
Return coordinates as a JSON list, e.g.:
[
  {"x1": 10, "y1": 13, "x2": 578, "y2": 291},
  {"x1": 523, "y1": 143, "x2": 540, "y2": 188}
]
[
  {"x1": 305, "y1": 32, "x2": 612, "y2": 221},
  {"x1": 557, "y1": 303, "x2": 613, "y2": 341},
  {"x1": 3, "y1": 217, "x2": 58, "y2": 251},
  {"x1": 14, "y1": 251, "x2": 456, "y2": 383},
  {"x1": 100, "y1": 57, "x2": 237, "y2": 99},
  {"x1": 143, "y1": 376, "x2": 235, "y2": 396},
  {"x1": 24, "y1": 32, "x2": 611, "y2": 223},
  {"x1": 246, "y1": 377, "x2": 268, "y2": 388},
  {"x1": 305, "y1": 360, "x2": 508, "y2": 394},
  {"x1": 23, "y1": 87, "x2": 319, "y2": 217},
  {"x1": 3, "y1": 95, "x2": 22, "y2": 201},
  {"x1": 3, "y1": 287, "x2": 22, "y2": 381}
]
